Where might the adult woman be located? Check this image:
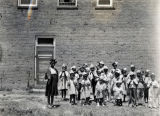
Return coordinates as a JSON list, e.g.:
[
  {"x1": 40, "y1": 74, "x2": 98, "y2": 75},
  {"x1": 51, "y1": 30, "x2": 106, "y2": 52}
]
[{"x1": 45, "y1": 59, "x2": 58, "y2": 108}]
